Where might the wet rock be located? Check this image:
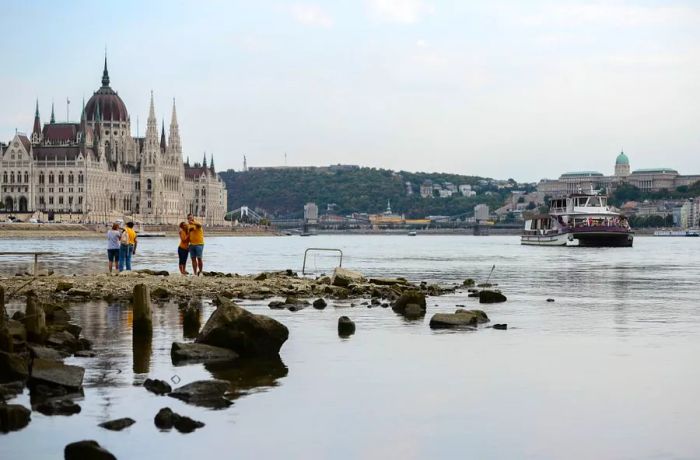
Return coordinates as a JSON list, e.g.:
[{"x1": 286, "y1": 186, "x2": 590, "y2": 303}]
[
  {"x1": 66, "y1": 288, "x2": 90, "y2": 297},
  {"x1": 331, "y1": 267, "x2": 365, "y2": 287},
  {"x1": 77, "y1": 338, "x2": 93, "y2": 351},
  {"x1": 477, "y1": 283, "x2": 495, "y2": 288},
  {"x1": 0, "y1": 381, "x2": 24, "y2": 402},
  {"x1": 154, "y1": 407, "x2": 204, "y2": 433},
  {"x1": 546, "y1": 298, "x2": 555, "y2": 302},
  {"x1": 463, "y1": 278, "x2": 476, "y2": 287},
  {"x1": 182, "y1": 306, "x2": 201, "y2": 337},
  {"x1": 312, "y1": 298, "x2": 327, "y2": 309},
  {"x1": 168, "y1": 379, "x2": 232, "y2": 409},
  {"x1": 151, "y1": 286, "x2": 171, "y2": 300},
  {"x1": 0, "y1": 351, "x2": 29, "y2": 383},
  {"x1": 370, "y1": 298, "x2": 381, "y2": 306},
  {"x1": 138, "y1": 269, "x2": 169, "y2": 276},
  {"x1": 11, "y1": 311, "x2": 25, "y2": 322},
  {"x1": 46, "y1": 330, "x2": 79, "y2": 353},
  {"x1": 479, "y1": 290, "x2": 507, "y2": 304},
  {"x1": 0, "y1": 404, "x2": 31, "y2": 433},
  {"x1": 30, "y1": 383, "x2": 68, "y2": 401},
  {"x1": 64, "y1": 440, "x2": 116, "y2": 460},
  {"x1": 55, "y1": 282, "x2": 74, "y2": 292},
  {"x1": 99, "y1": 417, "x2": 136, "y2": 431},
  {"x1": 268, "y1": 300, "x2": 285, "y2": 309},
  {"x1": 493, "y1": 324, "x2": 508, "y2": 330},
  {"x1": 29, "y1": 358, "x2": 84, "y2": 390},
  {"x1": 28, "y1": 345, "x2": 69, "y2": 361},
  {"x1": 171, "y1": 342, "x2": 238, "y2": 364},
  {"x1": 0, "y1": 327, "x2": 12, "y2": 353},
  {"x1": 196, "y1": 295, "x2": 289, "y2": 357},
  {"x1": 337, "y1": 316, "x2": 356, "y2": 337},
  {"x1": 25, "y1": 293, "x2": 48, "y2": 343},
  {"x1": 36, "y1": 399, "x2": 81, "y2": 416},
  {"x1": 254, "y1": 272, "x2": 268, "y2": 281},
  {"x1": 368, "y1": 278, "x2": 407, "y2": 286},
  {"x1": 467, "y1": 291, "x2": 480, "y2": 298},
  {"x1": 65, "y1": 324, "x2": 82, "y2": 339},
  {"x1": 316, "y1": 276, "x2": 331, "y2": 285},
  {"x1": 74, "y1": 350, "x2": 96, "y2": 358},
  {"x1": 392, "y1": 290, "x2": 427, "y2": 316},
  {"x1": 429, "y1": 309, "x2": 489, "y2": 329},
  {"x1": 143, "y1": 378, "x2": 172, "y2": 395},
  {"x1": 43, "y1": 305, "x2": 71, "y2": 324}
]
